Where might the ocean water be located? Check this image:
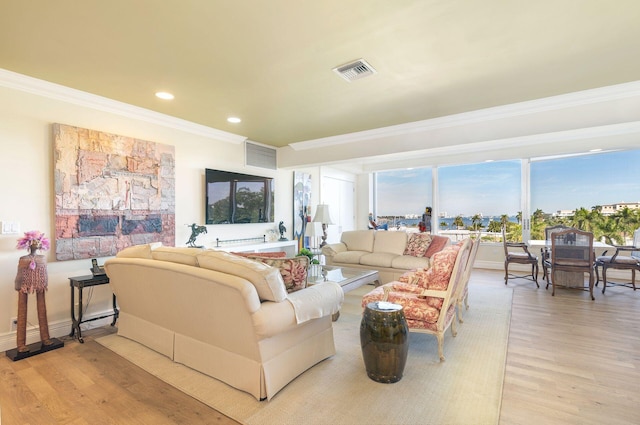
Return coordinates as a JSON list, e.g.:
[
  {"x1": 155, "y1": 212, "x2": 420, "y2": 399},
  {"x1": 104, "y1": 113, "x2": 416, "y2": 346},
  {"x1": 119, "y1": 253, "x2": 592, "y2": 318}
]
[{"x1": 379, "y1": 216, "x2": 519, "y2": 229}]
